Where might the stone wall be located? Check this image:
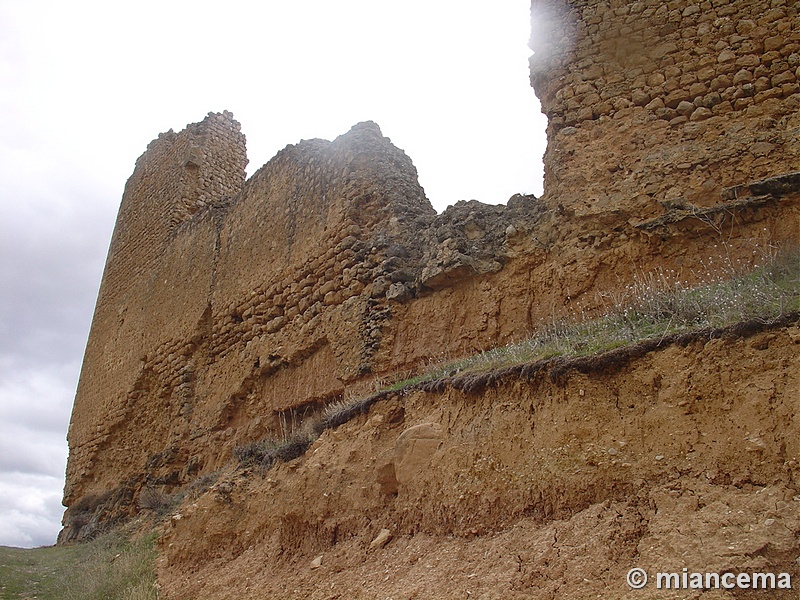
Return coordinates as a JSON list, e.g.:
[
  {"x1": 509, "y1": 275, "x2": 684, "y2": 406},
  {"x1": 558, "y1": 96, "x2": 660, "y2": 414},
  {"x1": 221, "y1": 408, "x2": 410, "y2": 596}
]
[
  {"x1": 64, "y1": 117, "x2": 549, "y2": 539},
  {"x1": 64, "y1": 112, "x2": 247, "y2": 522},
  {"x1": 530, "y1": 0, "x2": 800, "y2": 217},
  {"x1": 61, "y1": 0, "x2": 800, "y2": 541}
]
